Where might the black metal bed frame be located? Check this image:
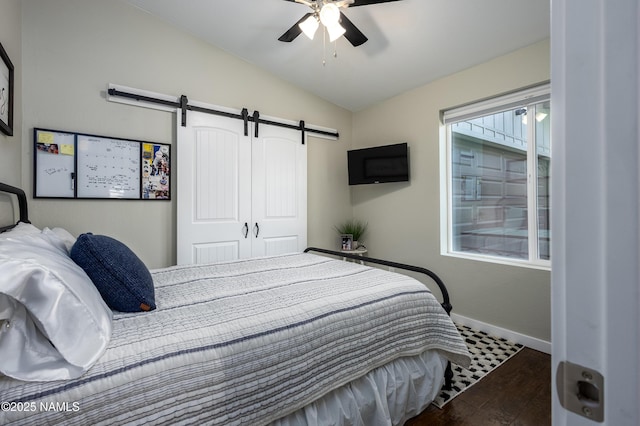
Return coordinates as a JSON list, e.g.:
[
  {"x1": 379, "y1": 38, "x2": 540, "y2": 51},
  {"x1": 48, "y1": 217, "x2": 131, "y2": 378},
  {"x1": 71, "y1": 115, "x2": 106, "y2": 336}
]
[
  {"x1": 304, "y1": 246, "x2": 454, "y2": 390},
  {"x1": 0, "y1": 182, "x2": 30, "y2": 233}
]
